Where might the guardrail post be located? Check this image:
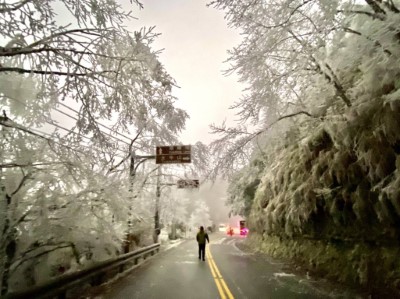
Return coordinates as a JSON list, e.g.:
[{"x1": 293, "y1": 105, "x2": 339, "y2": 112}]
[
  {"x1": 92, "y1": 273, "x2": 105, "y2": 286},
  {"x1": 119, "y1": 264, "x2": 124, "y2": 273}
]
